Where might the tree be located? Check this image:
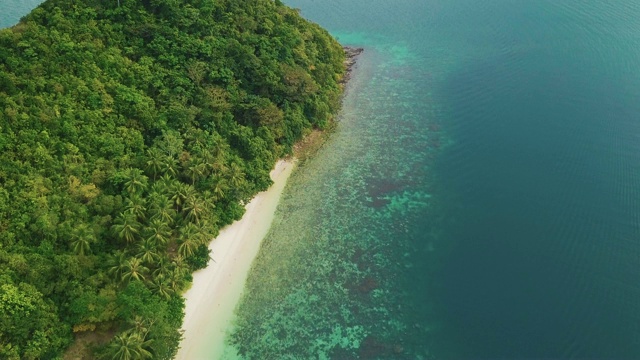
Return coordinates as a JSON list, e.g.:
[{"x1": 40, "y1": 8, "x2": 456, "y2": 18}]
[
  {"x1": 149, "y1": 196, "x2": 176, "y2": 225},
  {"x1": 121, "y1": 258, "x2": 149, "y2": 284},
  {"x1": 70, "y1": 237, "x2": 92, "y2": 257},
  {"x1": 210, "y1": 150, "x2": 228, "y2": 175},
  {"x1": 104, "y1": 329, "x2": 153, "y2": 360},
  {"x1": 182, "y1": 193, "x2": 209, "y2": 224},
  {"x1": 152, "y1": 258, "x2": 171, "y2": 279},
  {"x1": 165, "y1": 268, "x2": 187, "y2": 295},
  {"x1": 145, "y1": 148, "x2": 163, "y2": 180},
  {"x1": 70, "y1": 223, "x2": 95, "y2": 256},
  {"x1": 227, "y1": 162, "x2": 246, "y2": 189},
  {"x1": 108, "y1": 251, "x2": 129, "y2": 281},
  {"x1": 112, "y1": 213, "x2": 141, "y2": 244},
  {"x1": 0, "y1": 281, "x2": 70, "y2": 360},
  {"x1": 124, "y1": 194, "x2": 147, "y2": 221},
  {"x1": 211, "y1": 177, "x2": 228, "y2": 201},
  {"x1": 127, "y1": 316, "x2": 153, "y2": 340},
  {"x1": 136, "y1": 239, "x2": 160, "y2": 265},
  {"x1": 149, "y1": 277, "x2": 174, "y2": 300},
  {"x1": 160, "y1": 156, "x2": 179, "y2": 177},
  {"x1": 144, "y1": 219, "x2": 172, "y2": 248},
  {"x1": 105, "y1": 332, "x2": 136, "y2": 360},
  {"x1": 177, "y1": 223, "x2": 201, "y2": 258},
  {"x1": 123, "y1": 168, "x2": 149, "y2": 195},
  {"x1": 170, "y1": 182, "x2": 195, "y2": 211}
]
